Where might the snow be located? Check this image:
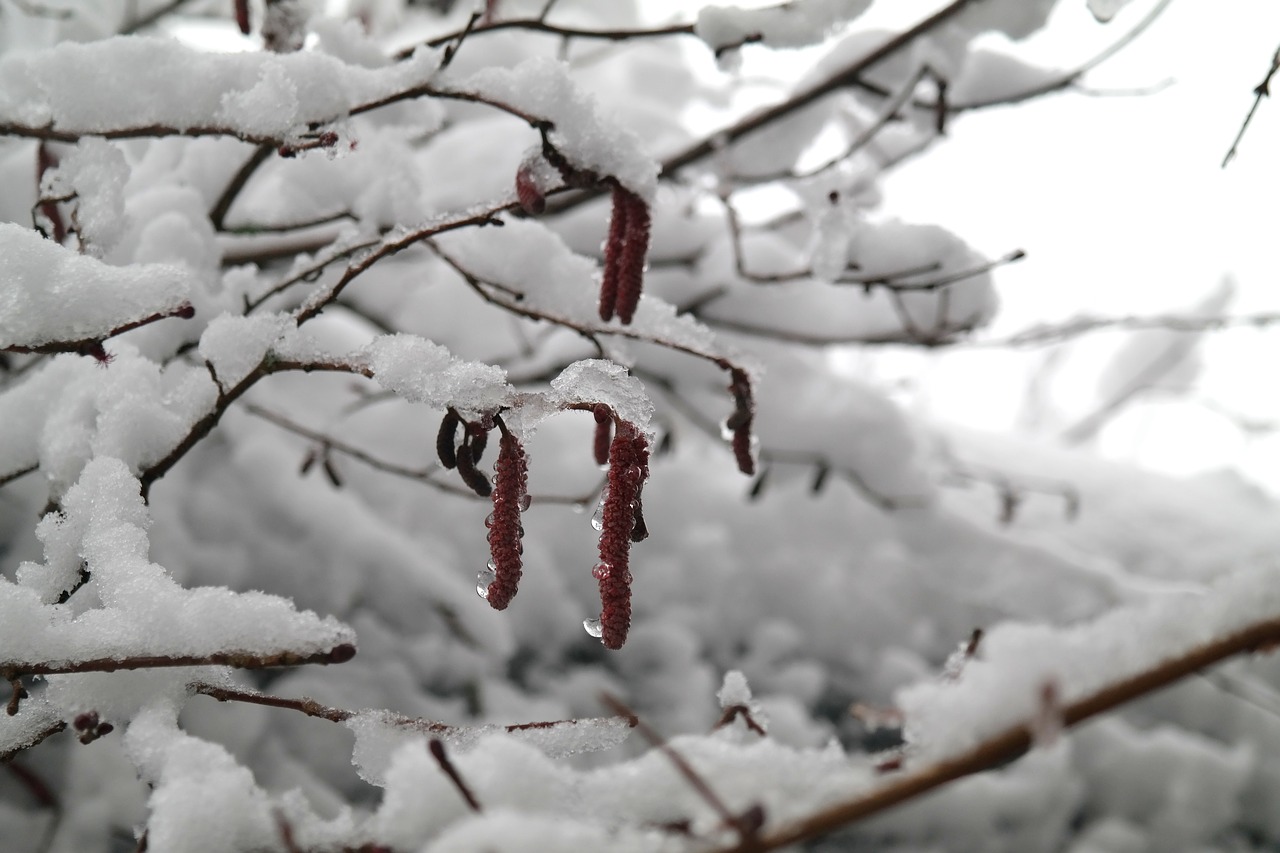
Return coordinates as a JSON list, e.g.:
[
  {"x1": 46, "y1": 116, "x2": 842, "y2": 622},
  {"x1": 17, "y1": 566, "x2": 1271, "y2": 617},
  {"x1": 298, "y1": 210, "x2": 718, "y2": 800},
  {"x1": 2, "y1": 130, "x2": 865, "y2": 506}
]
[
  {"x1": 451, "y1": 56, "x2": 658, "y2": 198},
  {"x1": 46, "y1": 137, "x2": 130, "y2": 254},
  {"x1": 198, "y1": 313, "x2": 293, "y2": 392},
  {"x1": 3, "y1": 456, "x2": 354, "y2": 664},
  {"x1": 363, "y1": 333, "x2": 511, "y2": 414},
  {"x1": 695, "y1": 0, "x2": 874, "y2": 51},
  {"x1": 0, "y1": 223, "x2": 193, "y2": 350},
  {"x1": 0, "y1": 35, "x2": 444, "y2": 140},
  {"x1": 896, "y1": 562, "x2": 1280, "y2": 763},
  {"x1": 4, "y1": 3, "x2": 1280, "y2": 852}
]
